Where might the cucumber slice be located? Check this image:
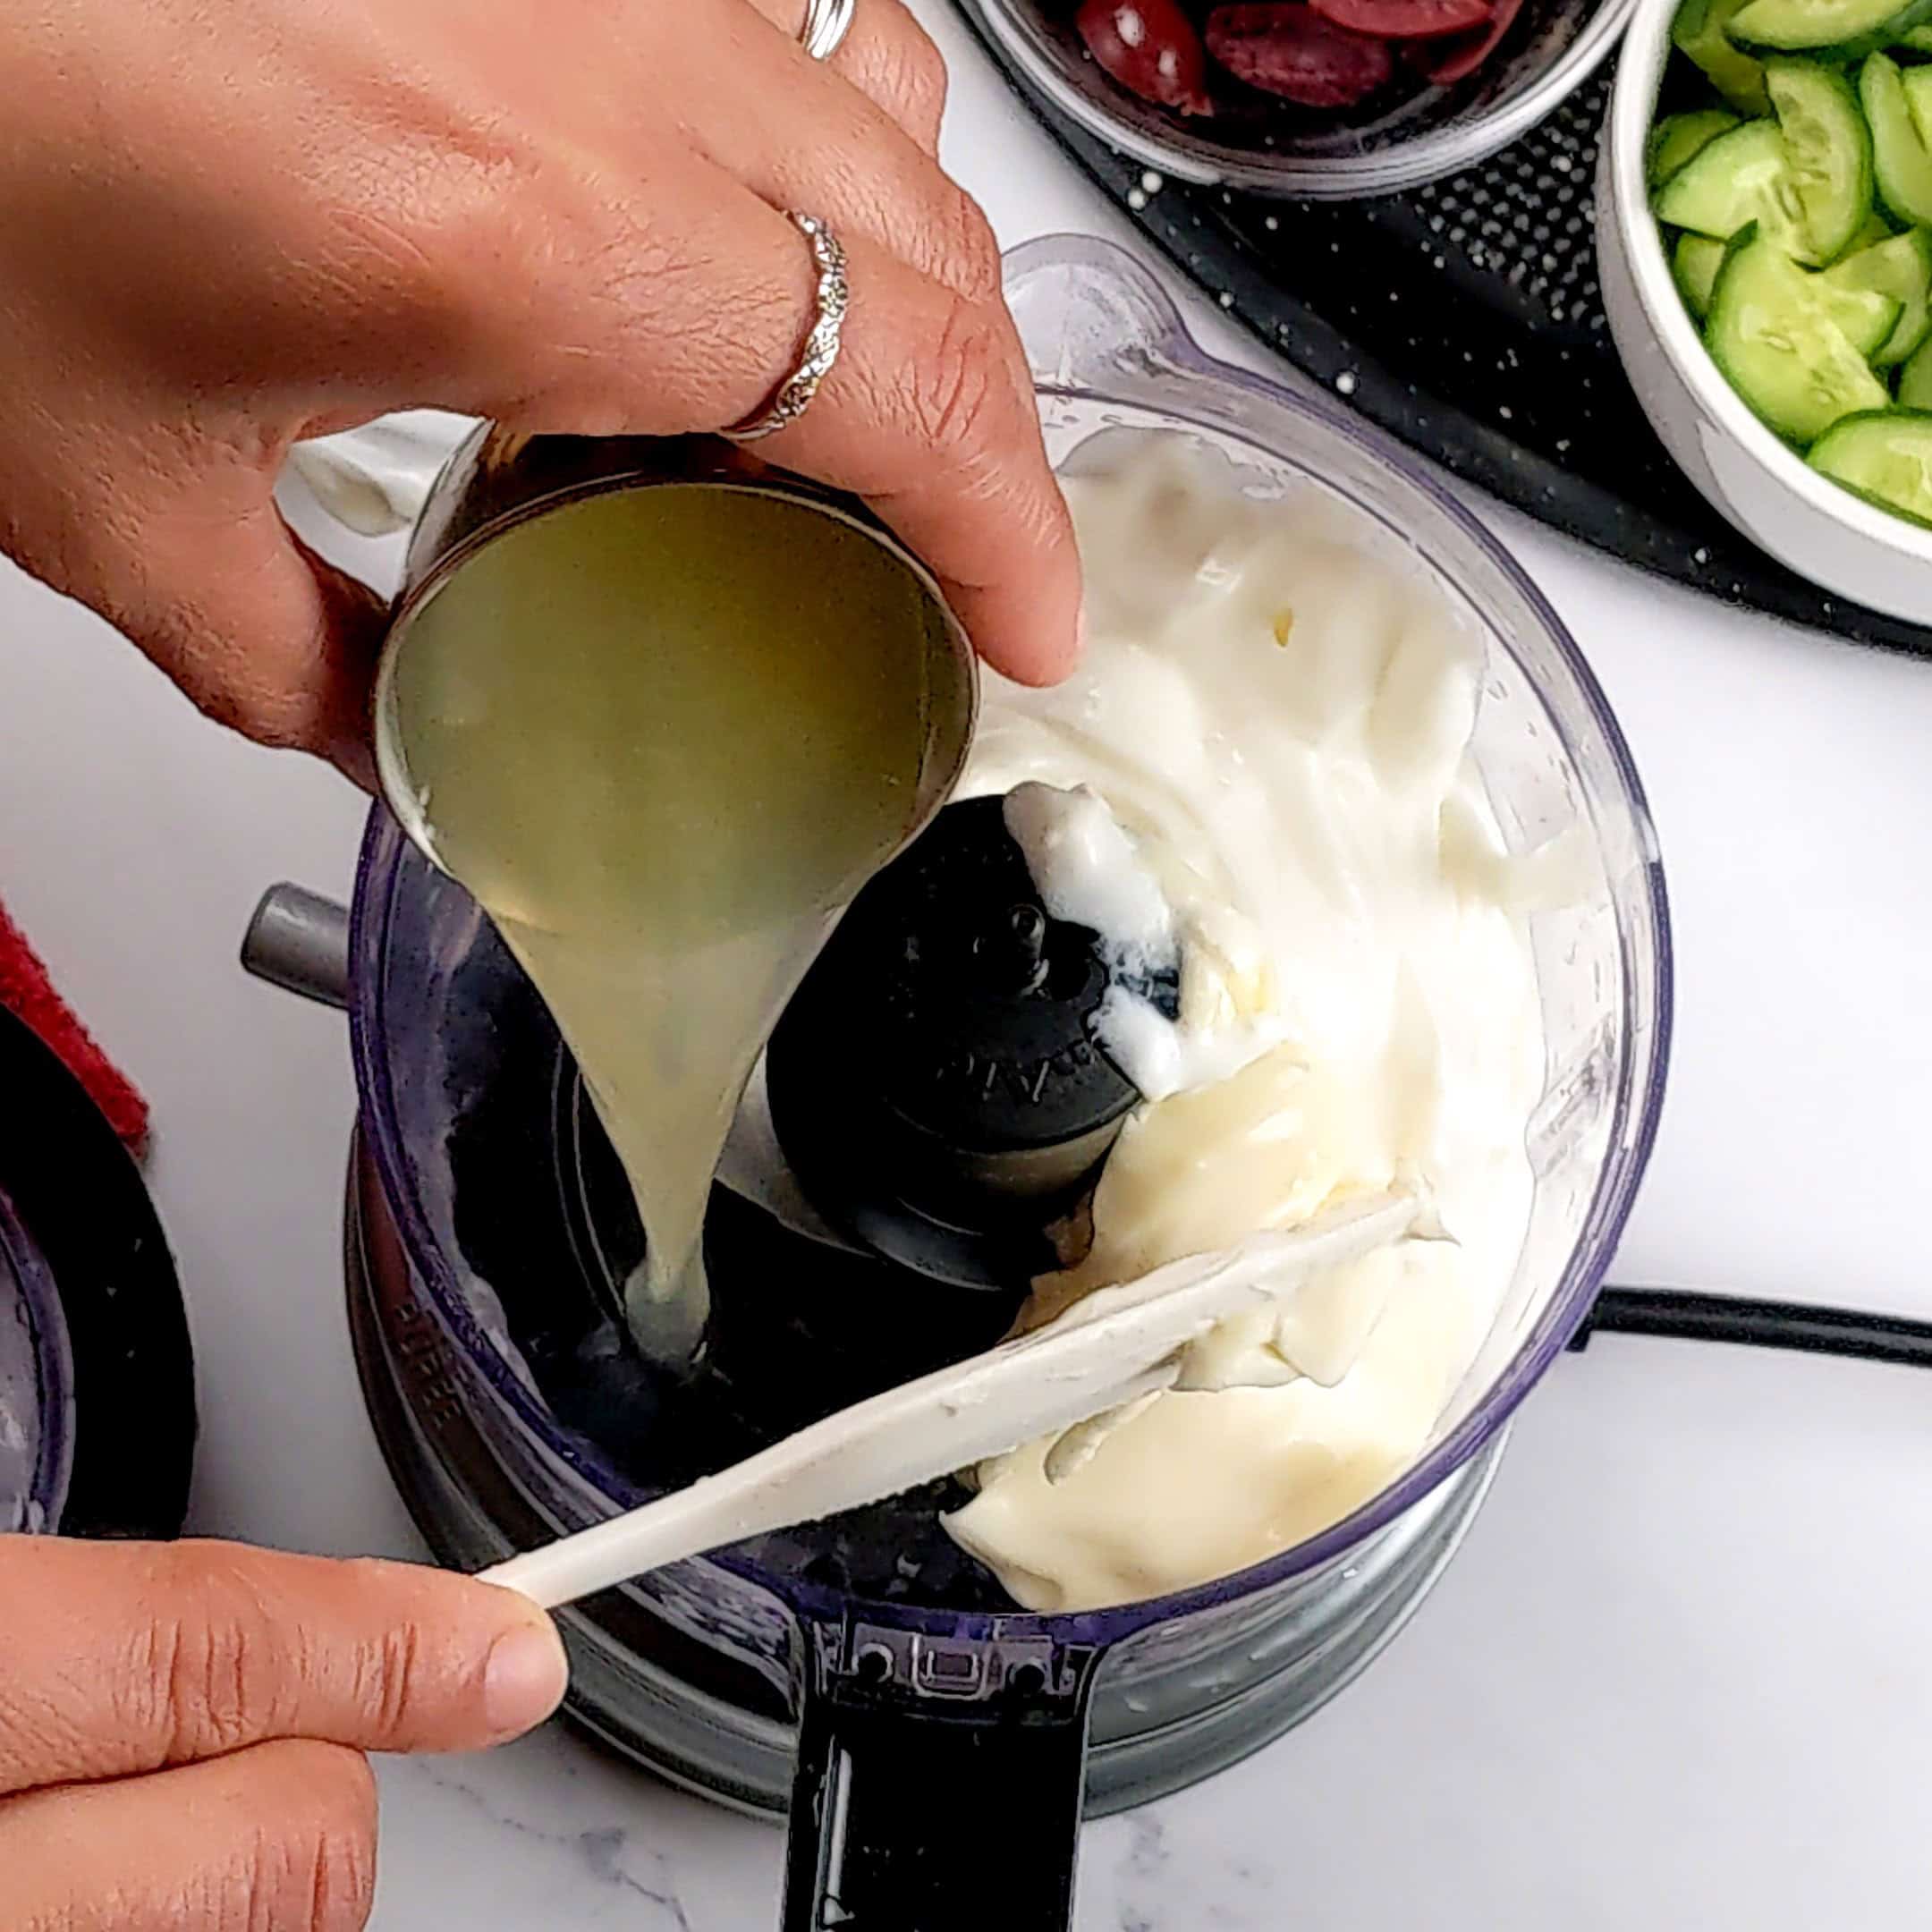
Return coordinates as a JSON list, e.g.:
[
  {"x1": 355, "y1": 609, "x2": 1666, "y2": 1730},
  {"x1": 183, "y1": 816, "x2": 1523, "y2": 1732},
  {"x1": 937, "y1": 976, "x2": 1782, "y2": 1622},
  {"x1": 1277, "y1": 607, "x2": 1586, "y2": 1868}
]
[
  {"x1": 1655, "y1": 120, "x2": 1810, "y2": 255},
  {"x1": 1807, "y1": 407, "x2": 1932, "y2": 520},
  {"x1": 1706, "y1": 227, "x2": 1891, "y2": 437},
  {"x1": 1902, "y1": 56, "x2": 1932, "y2": 138},
  {"x1": 1674, "y1": 0, "x2": 1771, "y2": 113},
  {"x1": 1756, "y1": 246, "x2": 1907, "y2": 352},
  {"x1": 1820, "y1": 225, "x2": 1932, "y2": 357},
  {"x1": 1669, "y1": 232, "x2": 1731, "y2": 315},
  {"x1": 1674, "y1": 232, "x2": 1731, "y2": 314},
  {"x1": 1862, "y1": 54, "x2": 1932, "y2": 222},
  {"x1": 1649, "y1": 108, "x2": 1745, "y2": 185},
  {"x1": 1900, "y1": 18, "x2": 1932, "y2": 41},
  {"x1": 1731, "y1": 0, "x2": 1932, "y2": 55},
  {"x1": 1897, "y1": 330, "x2": 1932, "y2": 402},
  {"x1": 1818, "y1": 274, "x2": 1906, "y2": 352},
  {"x1": 1898, "y1": 330, "x2": 1932, "y2": 397},
  {"x1": 1848, "y1": 207, "x2": 1900, "y2": 244},
  {"x1": 1766, "y1": 58, "x2": 1874, "y2": 258}
]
